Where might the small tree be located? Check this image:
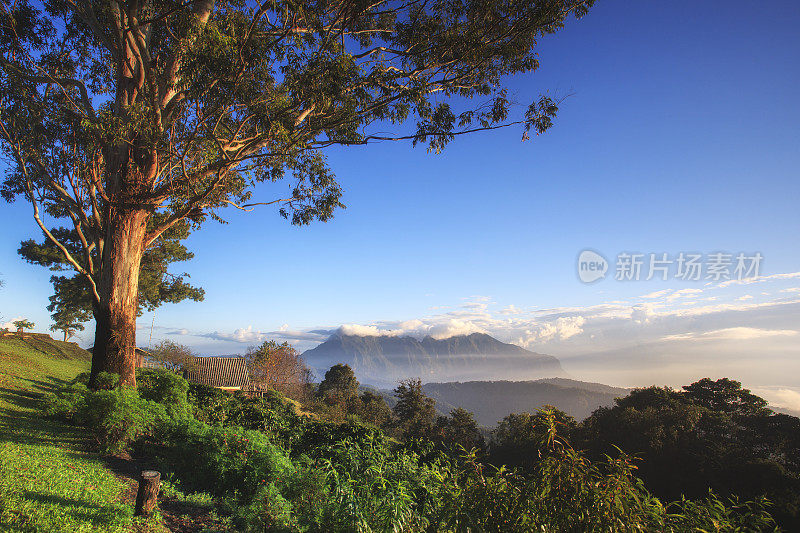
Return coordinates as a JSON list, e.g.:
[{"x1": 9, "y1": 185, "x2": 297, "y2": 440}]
[
  {"x1": 49, "y1": 317, "x2": 84, "y2": 342},
  {"x1": 393, "y1": 378, "x2": 437, "y2": 440},
  {"x1": 13, "y1": 319, "x2": 34, "y2": 334},
  {"x1": 683, "y1": 377, "x2": 772, "y2": 417},
  {"x1": 318, "y1": 364, "x2": 360, "y2": 399},
  {"x1": 435, "y1": 407, "x2": 485, "y2": 453},
  {"x1": 245, "y1": 340, "x2": 312, "y2": 400},
  {"x1": 148, "y1": 340, "x2": 195, "y2": 373},
  {"x1": 358, "y1": 390, "x2": 393, "y2": 428}
]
